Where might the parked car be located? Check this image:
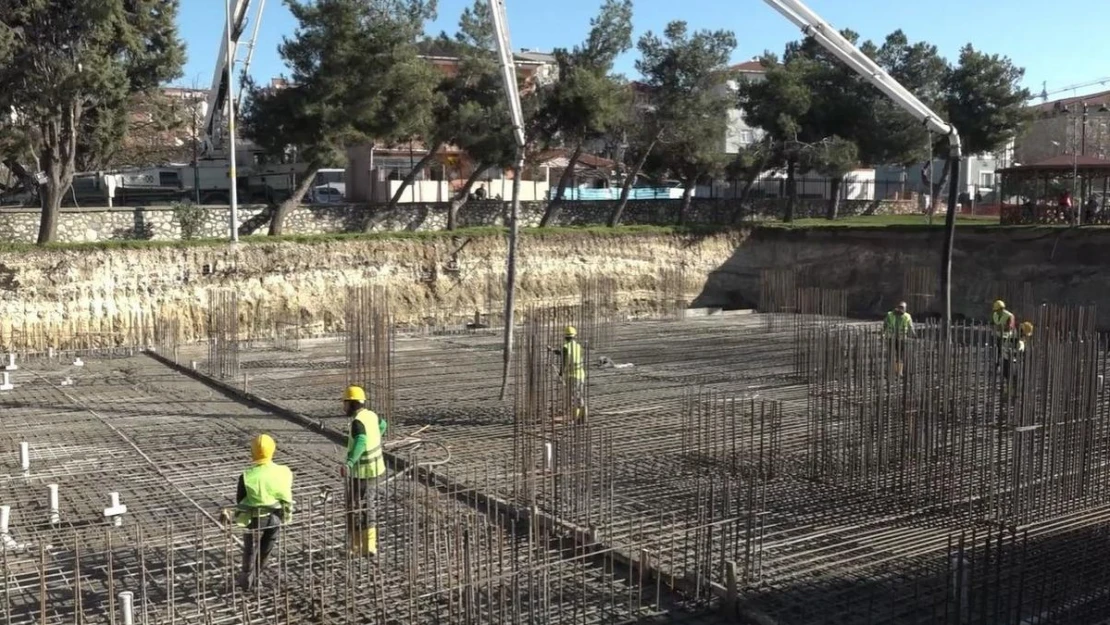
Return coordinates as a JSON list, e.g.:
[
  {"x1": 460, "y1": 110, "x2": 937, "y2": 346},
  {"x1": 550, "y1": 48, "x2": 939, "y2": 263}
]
[{"x1": 309, "y1": 183, "x2": 345, "y2": 204}]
